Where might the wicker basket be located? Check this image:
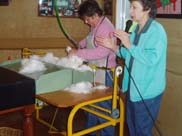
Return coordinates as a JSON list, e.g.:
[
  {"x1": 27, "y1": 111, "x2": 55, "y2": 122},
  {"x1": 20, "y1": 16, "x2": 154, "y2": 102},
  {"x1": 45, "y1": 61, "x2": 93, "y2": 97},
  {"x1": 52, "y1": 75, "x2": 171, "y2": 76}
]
[{"x1": 0, "y1": 127, "x2": 22, "y2": 136}]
